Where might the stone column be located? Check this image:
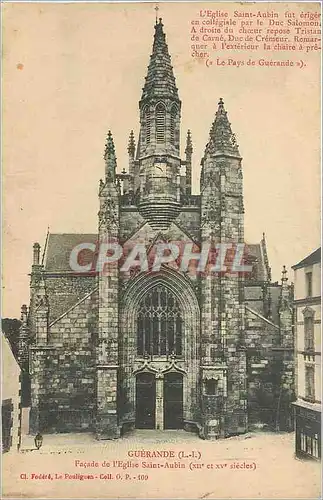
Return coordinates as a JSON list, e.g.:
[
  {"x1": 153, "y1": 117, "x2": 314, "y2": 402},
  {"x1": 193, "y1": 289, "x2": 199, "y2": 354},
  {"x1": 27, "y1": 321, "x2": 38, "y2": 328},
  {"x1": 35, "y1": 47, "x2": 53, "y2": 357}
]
[{"x1": 155, "y1": 373, "x2": 164, "y2": 430}]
